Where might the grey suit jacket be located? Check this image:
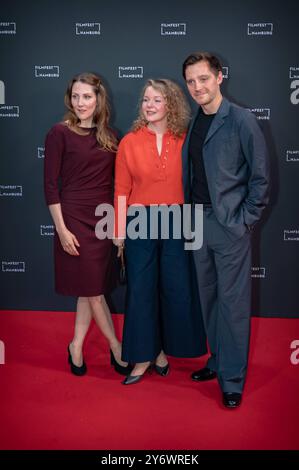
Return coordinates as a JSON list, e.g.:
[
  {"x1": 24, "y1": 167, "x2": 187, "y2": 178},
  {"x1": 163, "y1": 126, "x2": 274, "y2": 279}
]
[{"x1": 182, "y1": 97, "x2": 270, "y2": 238}]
